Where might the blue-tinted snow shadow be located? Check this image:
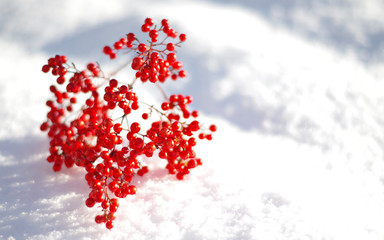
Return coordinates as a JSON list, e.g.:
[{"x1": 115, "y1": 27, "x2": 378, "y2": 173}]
[
  {"x1": 204, "y1": 0, "x2": 384, "y2": 64},
  {"x1": 165, "y1": 49, "x2": 293, "y2": 135},
  {"x1": 42, "y1": 15, "x2": 144, "y2": 60},
  {"x1": 0, "y1": 135, "x2": 91, "y2": 239}
]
